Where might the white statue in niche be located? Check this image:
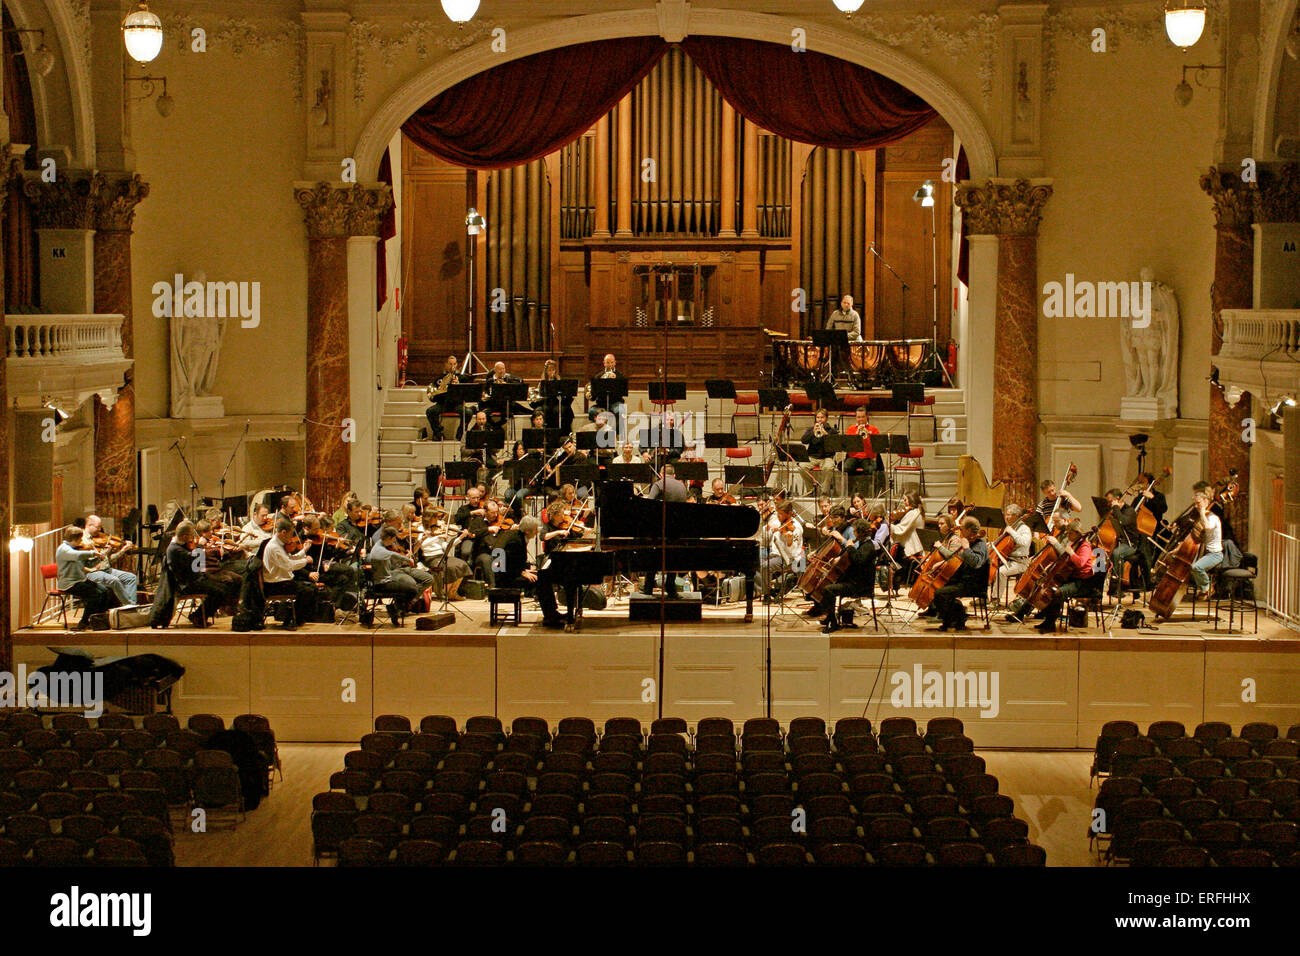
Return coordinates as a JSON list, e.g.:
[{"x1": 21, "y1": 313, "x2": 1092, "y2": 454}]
[
  {"x1": 170, "y1": 305, "x2": 227, "y2": 419},
  {"x1": 1120, "y1": 266, "x2": 1180, "y2": 421}
]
